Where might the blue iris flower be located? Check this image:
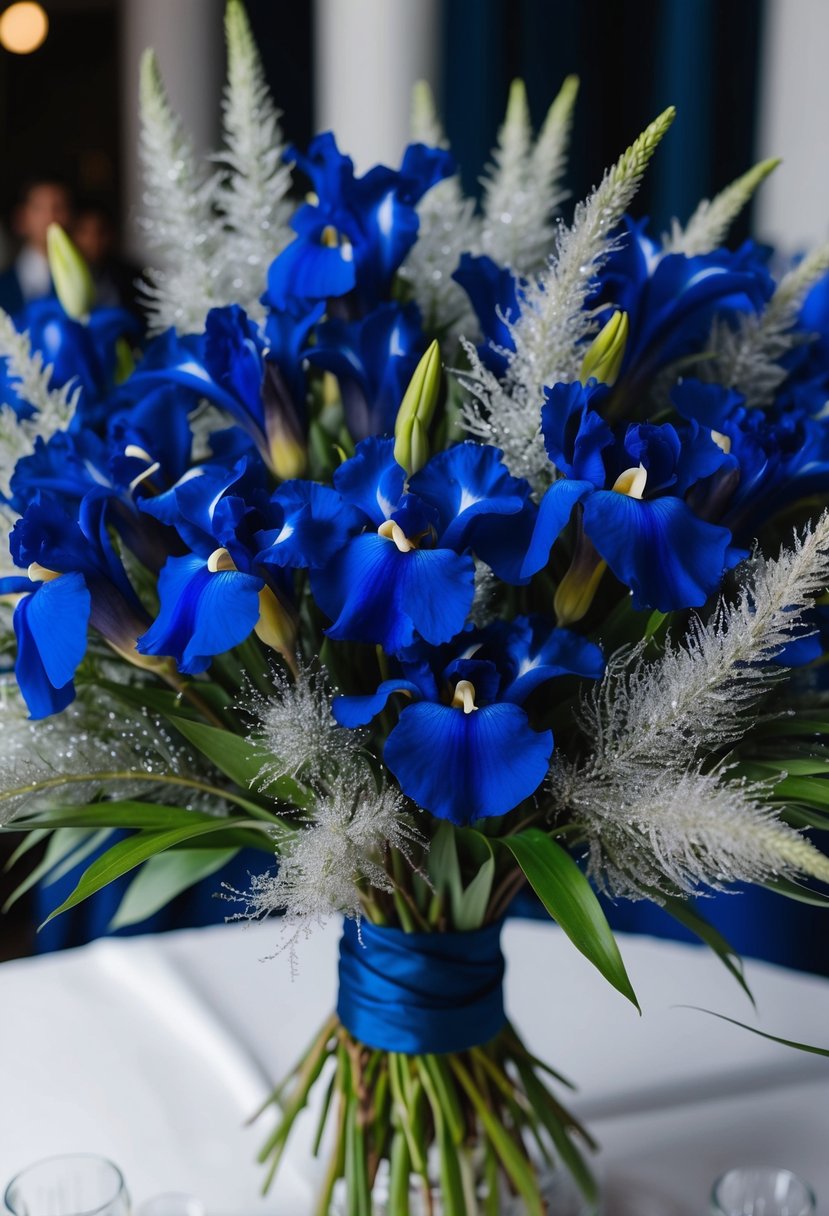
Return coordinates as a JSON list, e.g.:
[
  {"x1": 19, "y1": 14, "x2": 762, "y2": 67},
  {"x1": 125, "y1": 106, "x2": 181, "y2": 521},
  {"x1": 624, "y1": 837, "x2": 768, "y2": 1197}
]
[
  {"x1": 137, "y1": 459, "x2": 292, "y2": 675},
  {"x1": 333, "y1": 616, "x2": 604, "y2": 823},
  {"x1": 16, "y1": 297, "x2": 140, "y2": 428},
  {"x1": 258, "y1": 437, "x2": 537, "y2": 654},
  {"x1": 265, "y1": 133, "x2": 454, "y2": 313},
  {"x1": 523, "y1": 379, "x2": 743, "y2": 611},
  {"x1": 452, "y1": 253, "x2": 522, "y2": 376},
  {"x1": 1, "y1": 494, "x2": 150, "y2": 717},
  {"x1": 672, "y1": 377, "x2": 829, "y2": 538},
  {"x1": 591, "y1": 217, "x2": 773, "y2": 385},
  {"x1": 128, "y1": 304, "x2": 317, "y2": 477},
  {"x1": 305, "y1": 301, "x2": 426, "y2": 440}
]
